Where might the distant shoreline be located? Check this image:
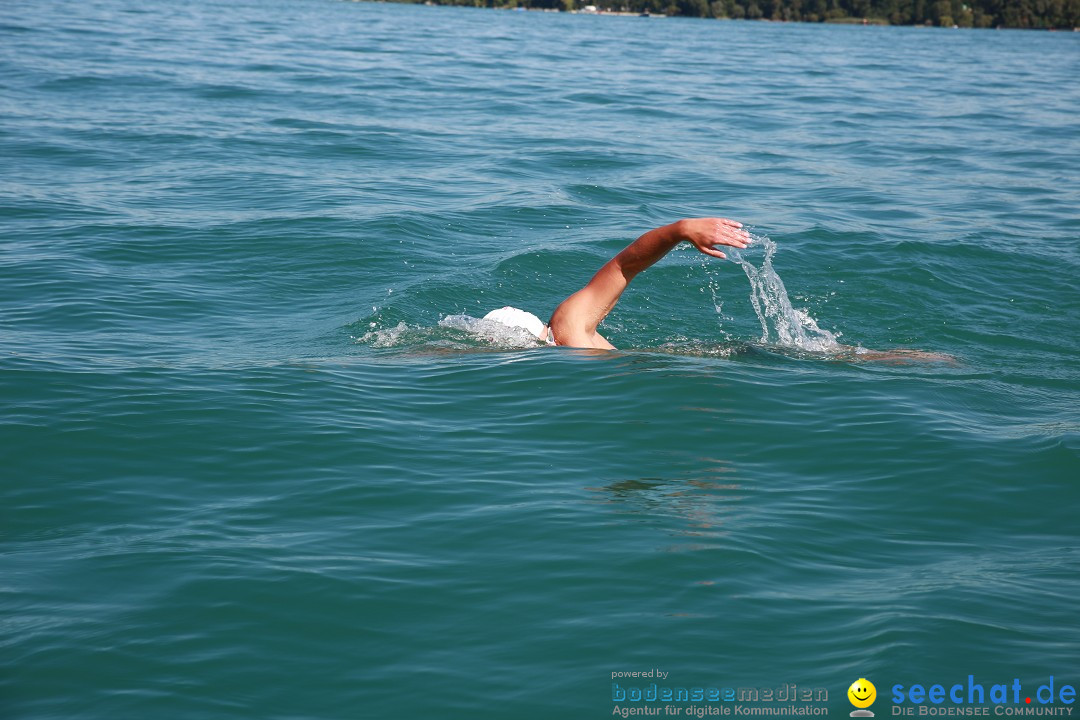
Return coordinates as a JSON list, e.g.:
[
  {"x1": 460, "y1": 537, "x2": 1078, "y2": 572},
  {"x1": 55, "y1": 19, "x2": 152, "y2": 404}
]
[{"x1": 354, "y1": 0, "x2": 1080, "y2": 31}]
